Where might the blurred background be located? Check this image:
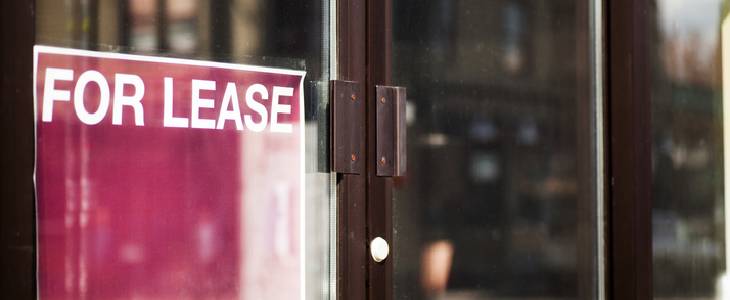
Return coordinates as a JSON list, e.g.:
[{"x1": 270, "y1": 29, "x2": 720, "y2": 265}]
[
  {"x1": 650, "y1": 0, "x2": 727, "y2": 299},
  {"x1": 391, "y1": 1, "x2": 597, "y2": 299}
]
